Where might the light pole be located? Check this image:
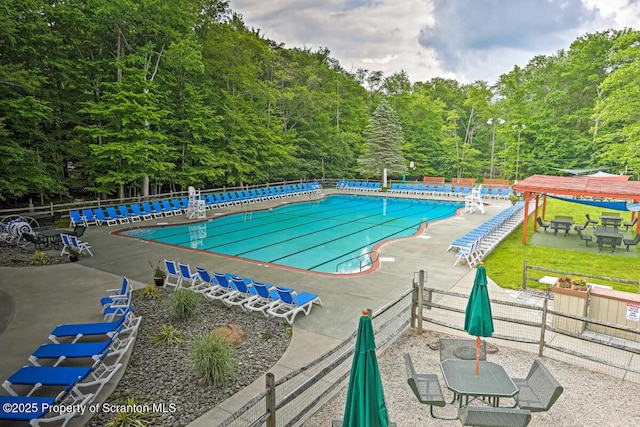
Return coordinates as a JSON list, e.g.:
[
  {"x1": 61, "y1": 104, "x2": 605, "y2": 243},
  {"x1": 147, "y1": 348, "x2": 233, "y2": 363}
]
[
  {"x1": 513, "y1": 124, "x2": 526, "y2": 182},
  {"x1": 487, "y1": 118, "x2": 505, "y2": 179}
]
